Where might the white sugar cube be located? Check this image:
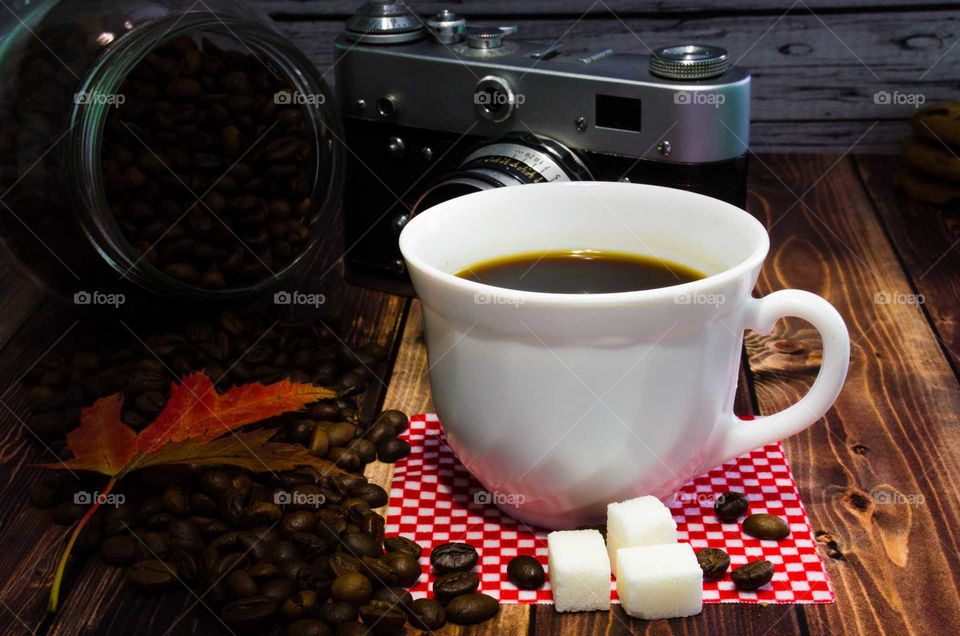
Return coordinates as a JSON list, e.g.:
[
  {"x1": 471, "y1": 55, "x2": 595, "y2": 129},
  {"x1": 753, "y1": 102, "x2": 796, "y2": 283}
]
[
  {"x1": 616, "y1": 543, "x2": 703, "y2": 619},
  {"x1": 607, "y1": 495, "x2": 677, "y2": 575},
  {"x1": 547, "y1": 529, "x2": 611, "y2": 612}
]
